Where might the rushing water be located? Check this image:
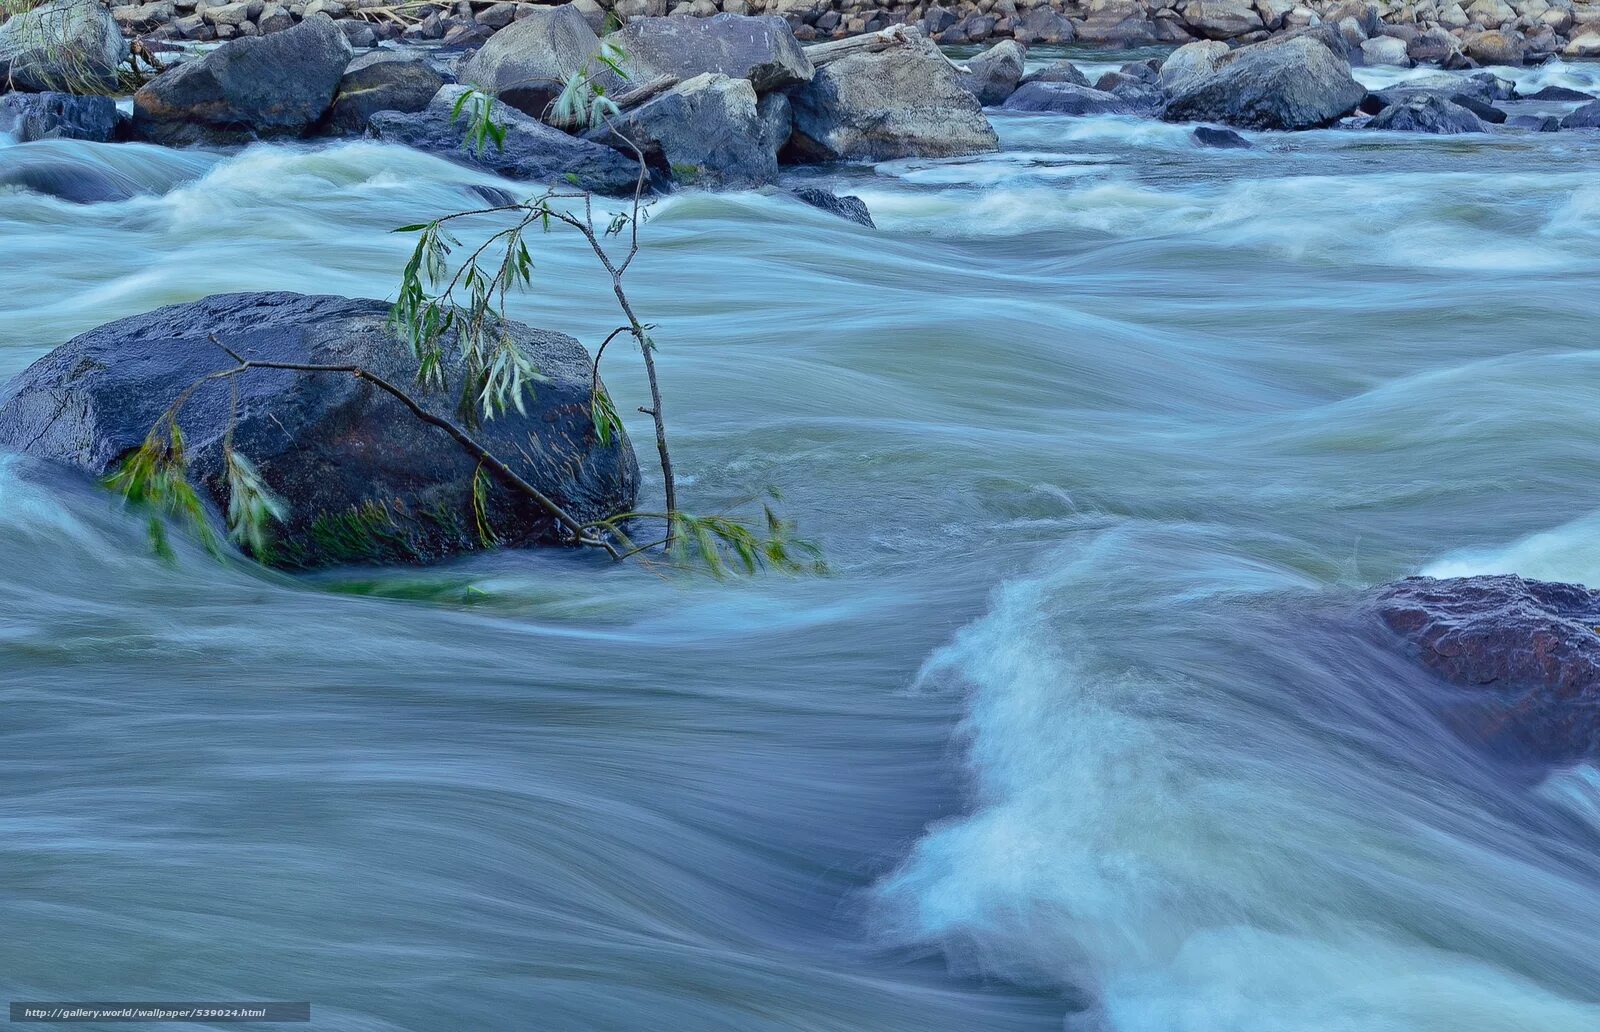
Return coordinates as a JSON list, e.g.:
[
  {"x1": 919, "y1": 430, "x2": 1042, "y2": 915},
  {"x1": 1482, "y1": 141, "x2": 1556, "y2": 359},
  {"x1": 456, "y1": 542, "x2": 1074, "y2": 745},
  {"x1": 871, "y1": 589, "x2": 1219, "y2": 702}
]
[{"x1": 6, "y1": 55, "x2": 1600, "y2": 1031}]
